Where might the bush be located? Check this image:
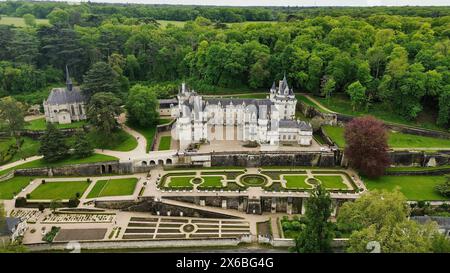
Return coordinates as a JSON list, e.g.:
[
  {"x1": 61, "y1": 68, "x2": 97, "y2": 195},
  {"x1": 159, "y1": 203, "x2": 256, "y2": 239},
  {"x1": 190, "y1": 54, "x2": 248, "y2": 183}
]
[
  {"x1": 68, "y1": 198, "x2": 80, "y2": 208},
  {"x1": 15, "y1": 197, "x2": 27, "y2": 207},
  {"x1": 435, "y1": 180, "x2": 450, "y2": 198},
  {"x1": 38, "y1": 204, "x2": 45, "y2": 212},
  {"x1": 26, "y1": 194, "x2": 30, "y2": 199},
  {"x1": 291, "y1": 221, "x2": 302, "y2": 231},
  {"x1": 42, "y1": 179, "x2": 46, "y2": 184},
  {"x1": 42, "y1": 226, "x2": 60, "y2": 243}
]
